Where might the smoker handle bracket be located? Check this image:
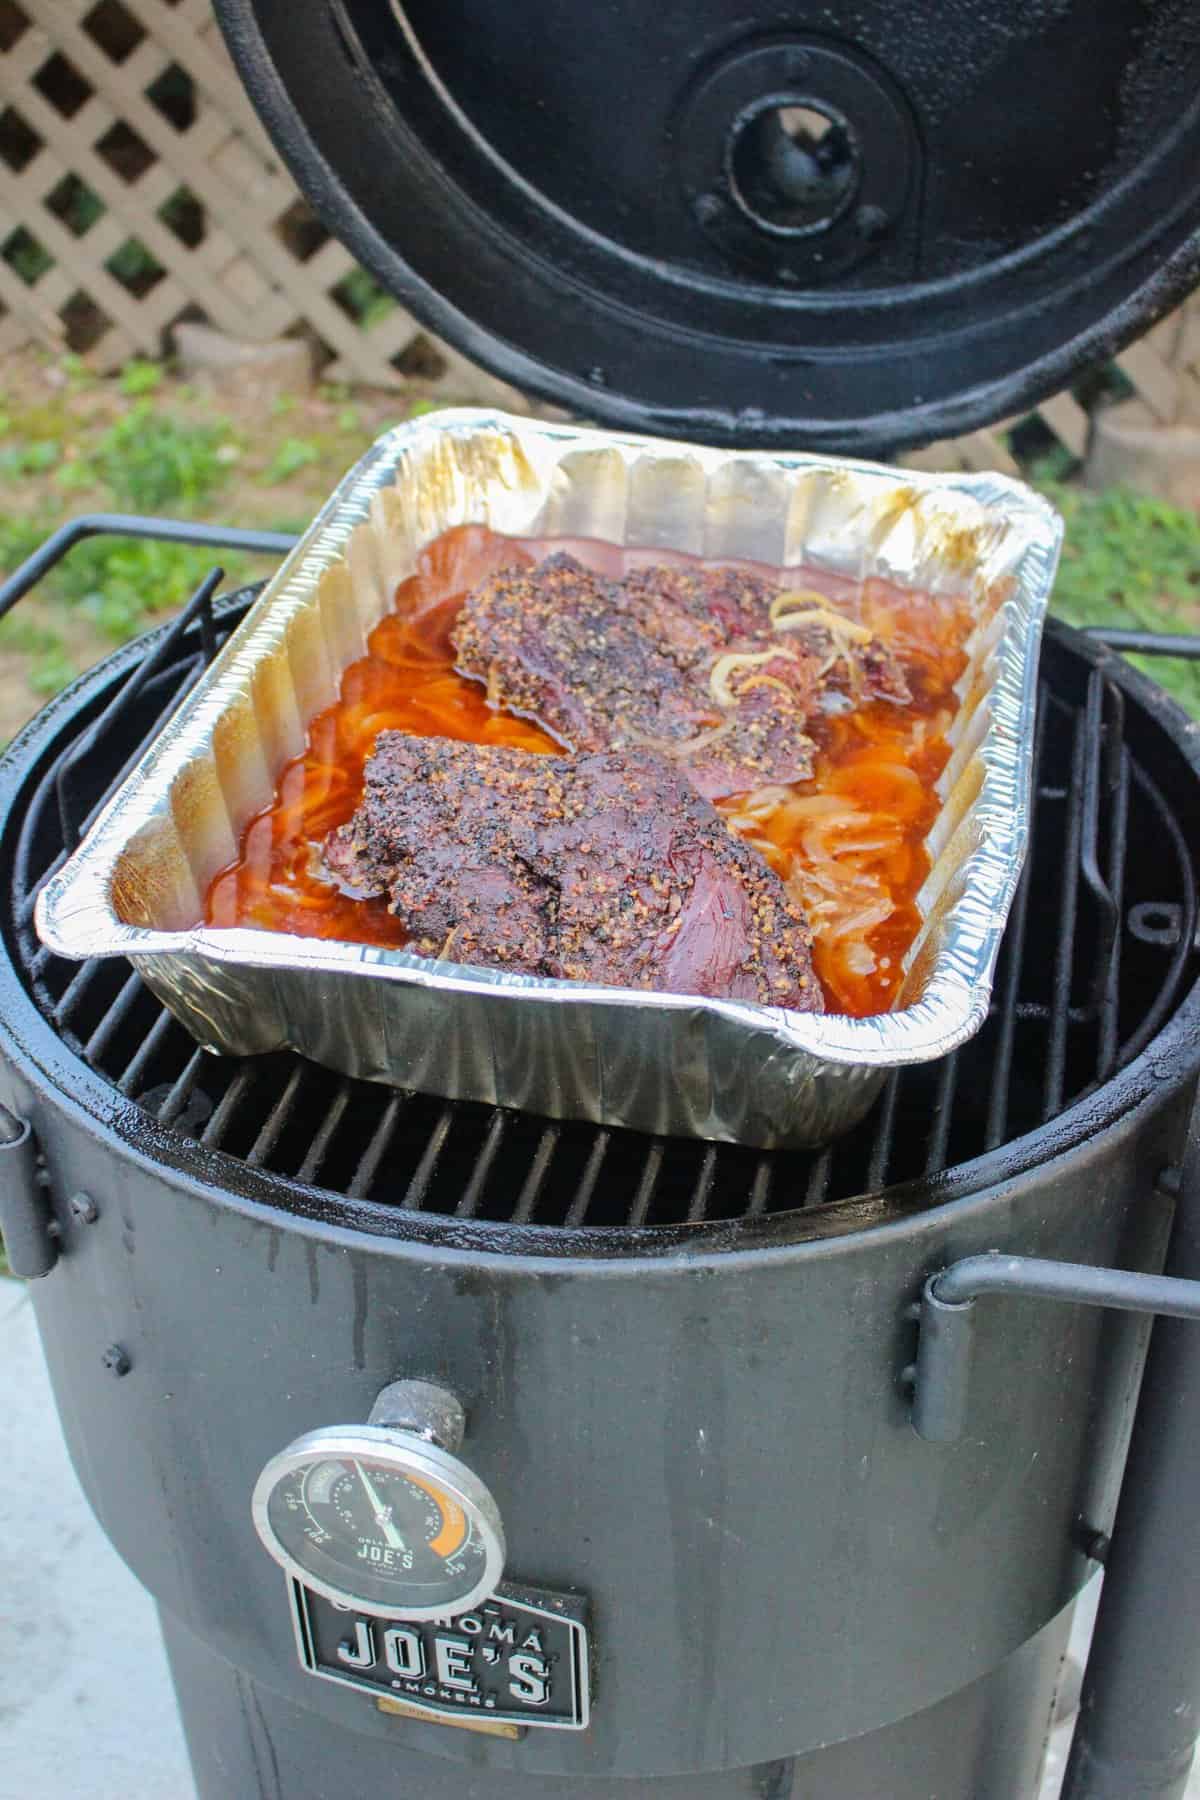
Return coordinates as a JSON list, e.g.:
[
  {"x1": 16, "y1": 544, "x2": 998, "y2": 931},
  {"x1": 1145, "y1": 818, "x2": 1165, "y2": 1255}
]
[
  {"x1": 909, "y1": 1245, "x2": 1200, "y2": 1443},
  {"x1": 0, "y1": 1104, "x2": 57, "y2": 1279}
]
